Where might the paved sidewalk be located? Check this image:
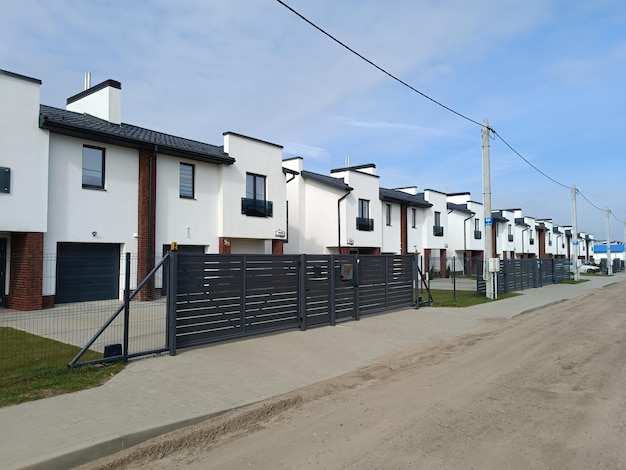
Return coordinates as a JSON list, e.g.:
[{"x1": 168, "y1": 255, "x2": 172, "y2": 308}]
[{"x1": 1, "y1": 274, "x2": 622, "y2": 470}]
